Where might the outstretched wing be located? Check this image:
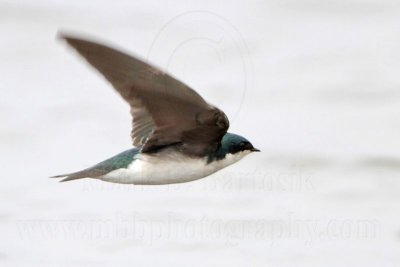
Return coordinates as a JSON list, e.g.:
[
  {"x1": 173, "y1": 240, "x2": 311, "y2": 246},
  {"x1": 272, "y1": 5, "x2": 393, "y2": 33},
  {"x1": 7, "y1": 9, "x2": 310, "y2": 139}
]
[{"x1": 61, "y1": 33, "x2": 229, "y2": 156}]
